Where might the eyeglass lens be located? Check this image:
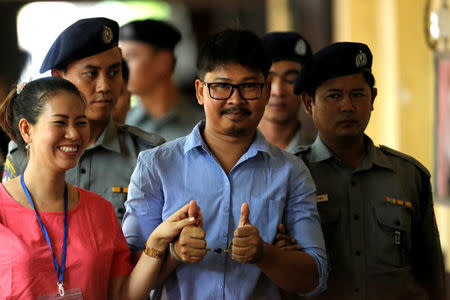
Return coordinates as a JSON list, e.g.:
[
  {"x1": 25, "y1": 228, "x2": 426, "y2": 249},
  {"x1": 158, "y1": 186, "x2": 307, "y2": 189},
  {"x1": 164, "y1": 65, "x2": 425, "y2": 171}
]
[{"x1": 208, "y1": 83, "x2": 263, "y2": 100}]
